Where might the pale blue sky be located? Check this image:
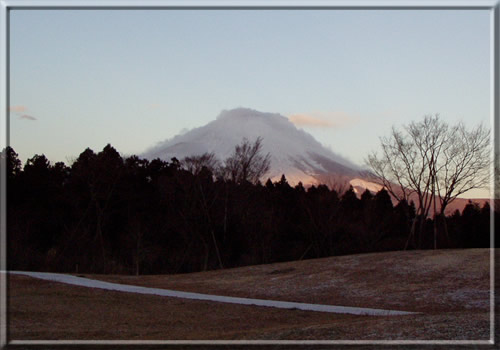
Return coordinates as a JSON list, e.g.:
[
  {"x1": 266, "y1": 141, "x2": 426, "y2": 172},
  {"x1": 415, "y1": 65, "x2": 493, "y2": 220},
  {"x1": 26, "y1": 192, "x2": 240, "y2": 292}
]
[{"x1": 9, "y1": 9, "x2": 491, "y2": 196}]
